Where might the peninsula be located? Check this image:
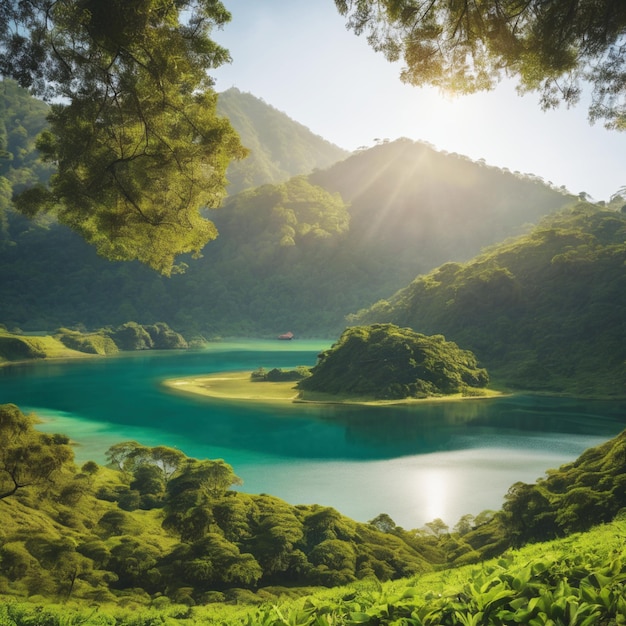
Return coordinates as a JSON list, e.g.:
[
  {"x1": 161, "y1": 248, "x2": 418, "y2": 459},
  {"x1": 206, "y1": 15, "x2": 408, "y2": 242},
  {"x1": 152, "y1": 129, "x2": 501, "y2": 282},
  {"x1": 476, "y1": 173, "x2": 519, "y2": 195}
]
[{"x1": 163, "y1": 324, "x2": 499, "y2": 405}]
